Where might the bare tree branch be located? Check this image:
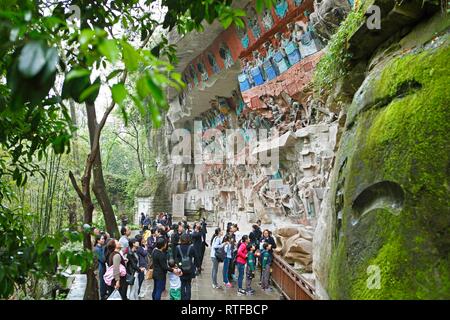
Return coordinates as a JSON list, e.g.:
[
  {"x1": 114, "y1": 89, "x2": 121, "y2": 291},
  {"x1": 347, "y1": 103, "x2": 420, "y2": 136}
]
[
  {"x1": 69, "y1": 170, "x2": 84, "y2": 201},
  {"x1": 114, "y1": 133, "x2": 138, "y2": 152}
]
